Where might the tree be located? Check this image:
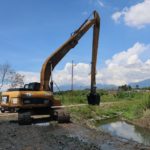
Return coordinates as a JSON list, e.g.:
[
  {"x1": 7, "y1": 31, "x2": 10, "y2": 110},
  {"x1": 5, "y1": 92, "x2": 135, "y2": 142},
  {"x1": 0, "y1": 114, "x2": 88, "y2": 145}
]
[
  {"x1": 0, "y1": 63, "x2": 24, "y2": 90},
  {"x1": 0, "y1": 63, "x2": 14, "y2": 90},
  {"x1": 118, "y1": 84, "x2": 132, "y2": 91},
  {"x1": 10, "y1": 73, "x2": 24, "y2": 88},
  {"x1": 136, "y1": 84, "x2": 139, "y2": 89}
]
